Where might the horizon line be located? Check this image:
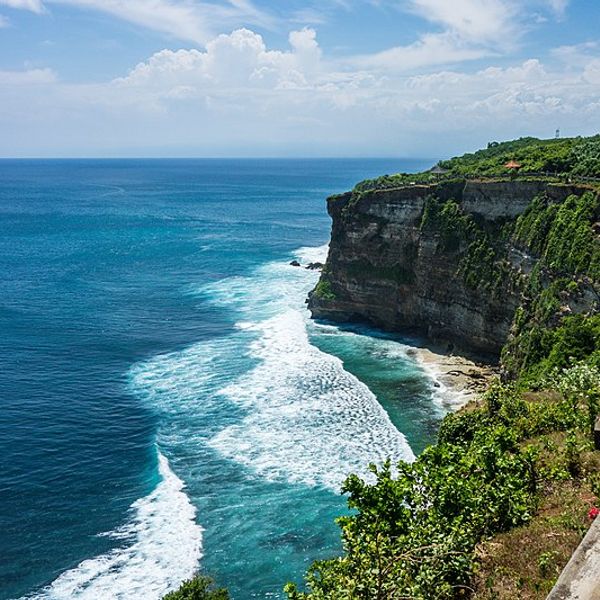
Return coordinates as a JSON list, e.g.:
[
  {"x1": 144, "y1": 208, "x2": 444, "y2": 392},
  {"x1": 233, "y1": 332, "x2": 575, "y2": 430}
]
[{"x1": 0, "y1": 156, "x2": 436, "y2": 161}]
